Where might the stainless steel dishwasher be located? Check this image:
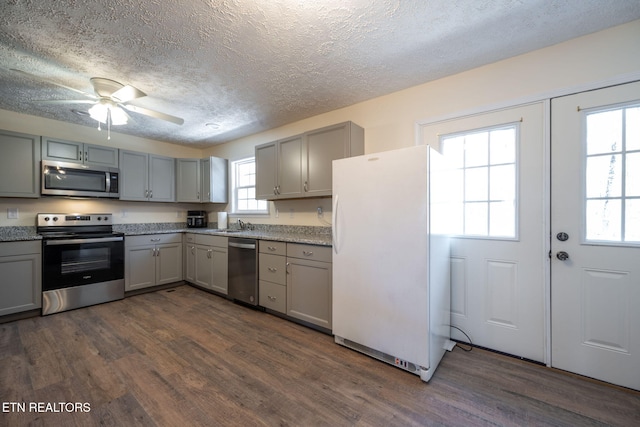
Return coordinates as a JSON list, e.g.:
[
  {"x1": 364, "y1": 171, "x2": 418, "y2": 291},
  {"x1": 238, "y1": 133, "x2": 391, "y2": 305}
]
[{"x1": 227, "y1": 237, "x2": 258, "y2": 306}]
